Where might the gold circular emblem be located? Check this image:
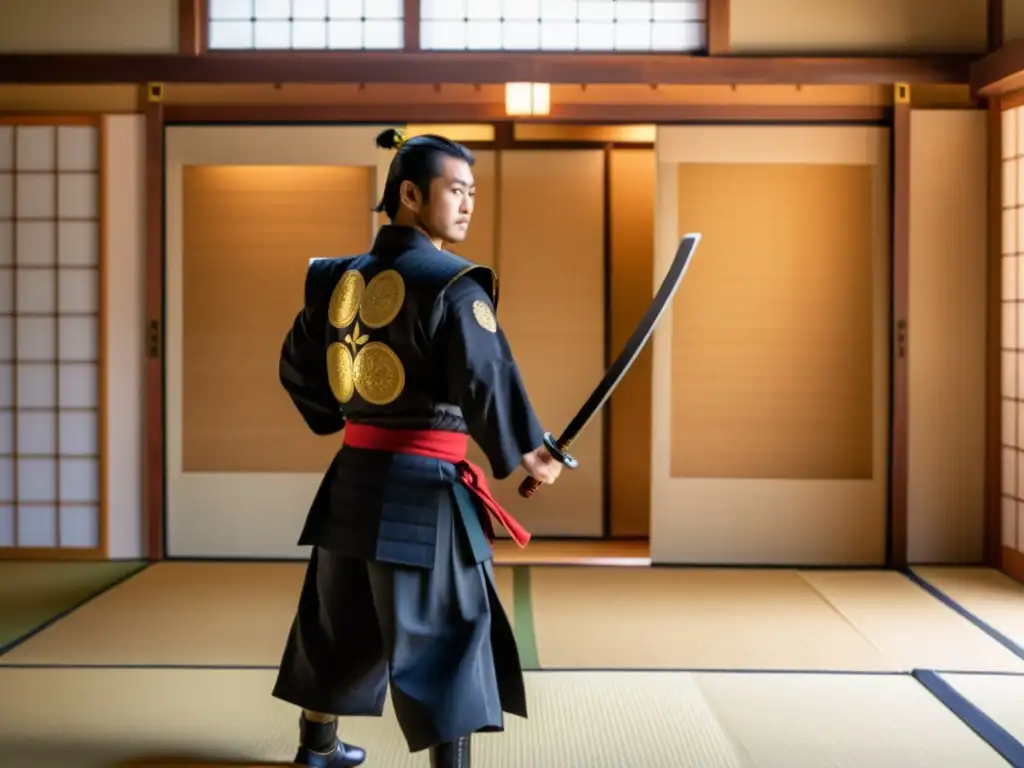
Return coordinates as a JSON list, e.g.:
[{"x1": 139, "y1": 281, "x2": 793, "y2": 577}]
[
  {"x1": 329, "y1": 270, "x2": 365, "y2": 329},
  {"x1": 472, "y1": 300, "x2": 497, "y2": 333},
  {"x1": 353, "y1": 341, "x2": 405, "y2": 406},
  {"x1": 359, "y1": 269, "x2": 406, "y2": 329},
  {"x1": 327, "y1": 342, "x2": 354, "y2": 403}
]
